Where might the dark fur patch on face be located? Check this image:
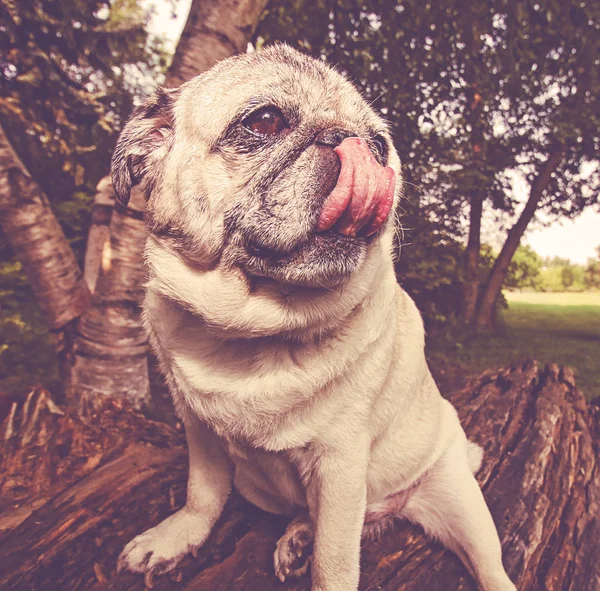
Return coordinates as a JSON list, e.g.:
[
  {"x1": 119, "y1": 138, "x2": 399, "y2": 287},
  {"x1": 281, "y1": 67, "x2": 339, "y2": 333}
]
[
  {"x1": 233, "y1": 144, "x2": 342, "y2": 254},
  {"x1": 110, "y1": 87, "x2": 179, "y2": 205},
  {"x1": 241, "y1": 230, "x2": 366, "y2": 288}
]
